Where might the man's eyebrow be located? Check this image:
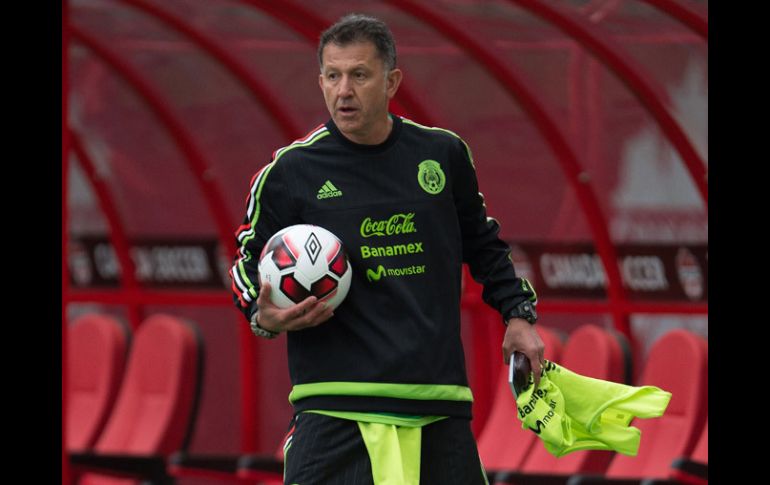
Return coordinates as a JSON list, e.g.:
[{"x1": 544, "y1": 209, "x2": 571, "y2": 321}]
[{"x1": 325, "y1": 59, "x2": 370, "y2": 68}]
